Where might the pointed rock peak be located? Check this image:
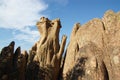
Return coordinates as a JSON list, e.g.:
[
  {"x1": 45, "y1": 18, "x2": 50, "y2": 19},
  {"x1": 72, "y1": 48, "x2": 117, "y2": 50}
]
[
  {"x1": 71, "y1": 23, "x2": 80, "y2": 37},
  {"x1": 73, "y1": 23, "x2": 80, "y2": 32},
  {"x1": 22, "y1": 50, "x2": 28, "y2": 59},
  {"x1": 8, "y1": 41, "x2": 15, "y2": 53},
  {"x1": 17, "y1": 46, "x2": 21, "y2": 50},
  {"x1": 15, "y1": 47, "x2": 21, "y2": 55},
  {"x1": 0, "y1": 41, "x2": 15, "y2": 57},
  {"x1": 9, "y1": 41, "x2": 15, "y2": 47},
  {"x1": 75, "y1": 23, "x2": 81, "y2": 27}
]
